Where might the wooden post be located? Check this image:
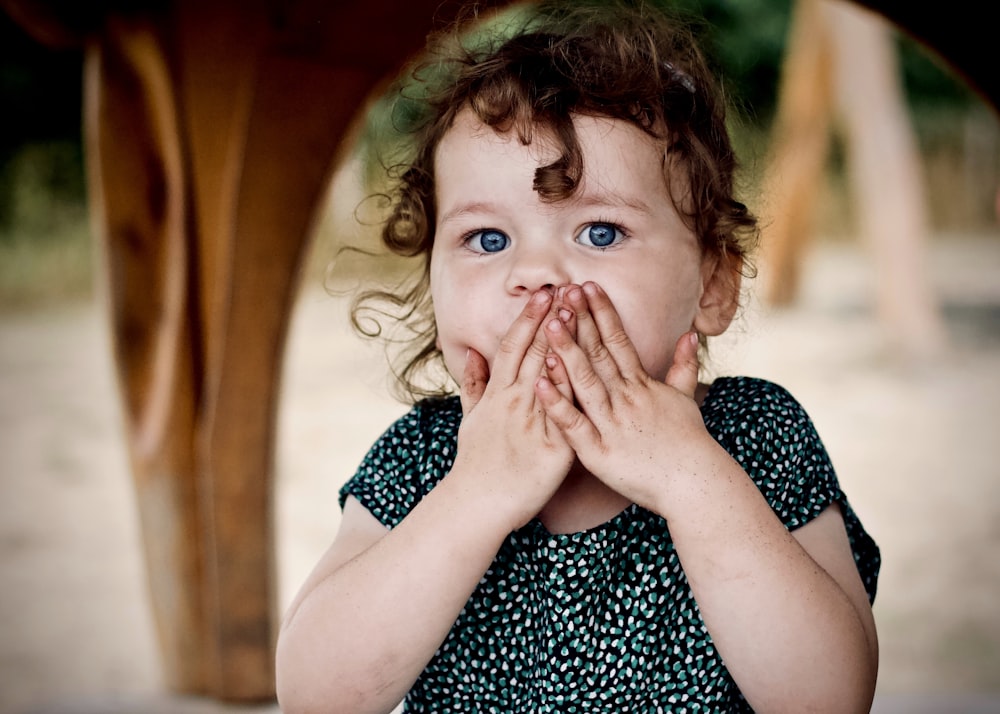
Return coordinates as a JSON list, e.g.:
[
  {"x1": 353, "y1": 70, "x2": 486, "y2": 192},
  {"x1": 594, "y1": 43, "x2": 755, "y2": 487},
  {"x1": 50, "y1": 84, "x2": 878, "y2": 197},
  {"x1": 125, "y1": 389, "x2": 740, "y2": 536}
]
[
  {"x1": 75, "y1": 0, "x2": 518, "y2": 701},
  {"x1": 759, "y1": 0, "x2": 947, "y2": 359},
  {"x1": 825, "y1": 1, "x2": 947, "y2": 357},
  {"x1": 82, "y1": 13, "x2": 208, "y2": 693},
  {"x1": 757, "y1": 0, "x2": 834, "y2": 307}
]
